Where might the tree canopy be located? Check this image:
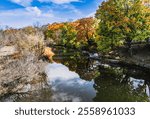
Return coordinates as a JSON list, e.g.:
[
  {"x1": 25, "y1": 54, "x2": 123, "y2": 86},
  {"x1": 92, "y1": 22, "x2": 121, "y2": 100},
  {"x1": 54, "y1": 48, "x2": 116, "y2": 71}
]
[
  {"x1": 46, "y1": 18, "x2": 96, "y2": 48},
  {"x1": 95, "y1": 0, "x2": 150, "y2": 52}
]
